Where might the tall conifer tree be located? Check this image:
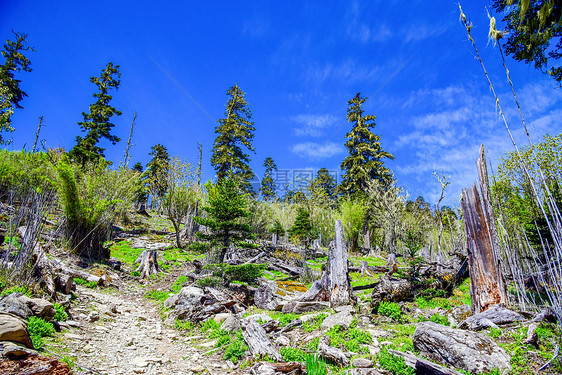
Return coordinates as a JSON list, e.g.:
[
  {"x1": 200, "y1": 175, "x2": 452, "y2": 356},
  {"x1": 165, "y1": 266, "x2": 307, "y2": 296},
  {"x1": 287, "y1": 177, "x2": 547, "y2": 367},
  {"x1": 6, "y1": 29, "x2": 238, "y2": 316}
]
[
  {"x1": 211, "y1": 84, "x2": 256, "y2": 194},
  {"x1": 339, "y1": 93, "x2": 394, "y2": 197},
  {"x1": 70, "y1": 62, "x2": 121, "y2": 164},
  {"x1": 260, "y1": 157, "x2": 277, "y2": 201}
]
